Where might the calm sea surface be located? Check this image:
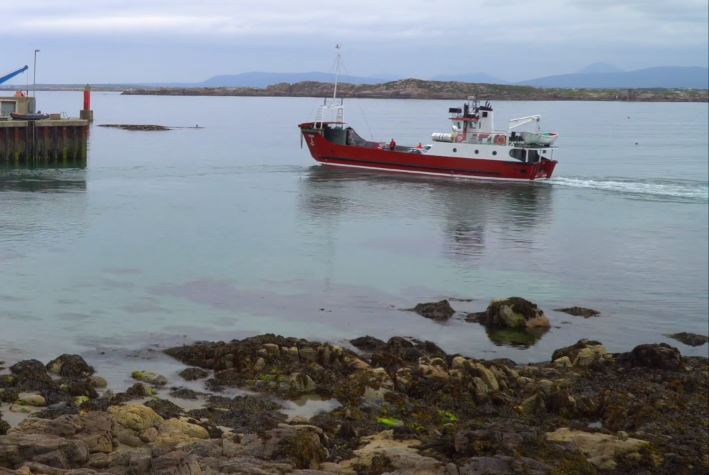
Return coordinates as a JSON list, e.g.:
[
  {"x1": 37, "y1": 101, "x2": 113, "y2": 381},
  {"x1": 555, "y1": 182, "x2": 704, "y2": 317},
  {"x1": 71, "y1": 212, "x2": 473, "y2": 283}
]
[{"x1": 1, "y1": 92, "x2": 707, "y2": 380}]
